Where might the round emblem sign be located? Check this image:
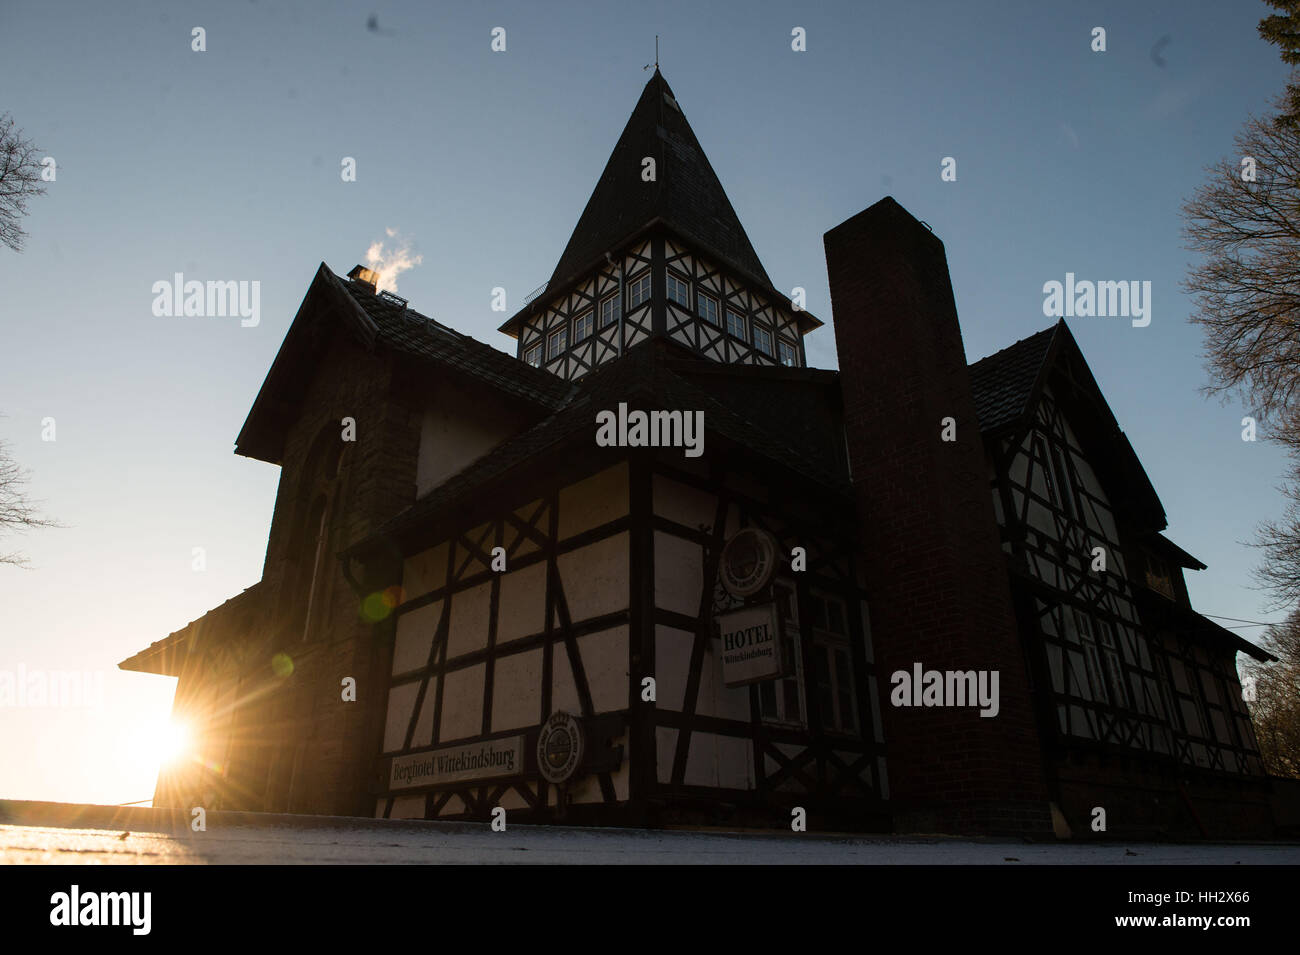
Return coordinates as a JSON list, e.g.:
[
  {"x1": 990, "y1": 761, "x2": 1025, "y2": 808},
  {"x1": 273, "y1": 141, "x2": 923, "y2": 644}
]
[
  {"x1": 719, "y1": 528, "x2": 778, "y2": 597},
  {"x1": 537, "y1": 711, "x2": 584, "y2": 784}
]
